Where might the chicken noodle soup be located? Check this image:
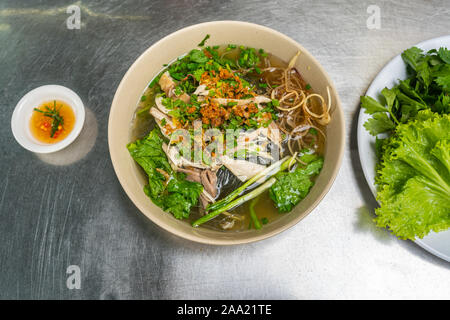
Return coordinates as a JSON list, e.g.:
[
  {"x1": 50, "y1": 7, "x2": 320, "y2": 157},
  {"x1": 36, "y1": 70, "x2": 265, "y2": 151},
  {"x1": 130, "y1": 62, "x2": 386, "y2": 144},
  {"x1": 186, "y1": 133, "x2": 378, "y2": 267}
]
[{"x1": 128, "y1": 36, "x2": 331, "y2": 231}]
